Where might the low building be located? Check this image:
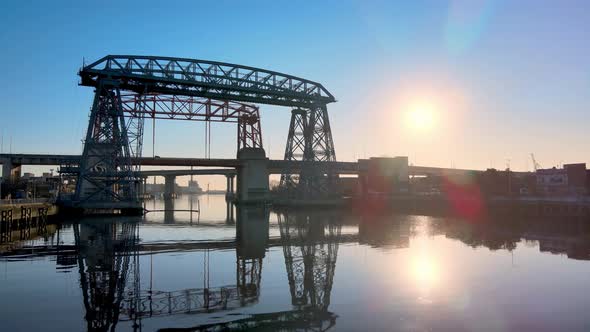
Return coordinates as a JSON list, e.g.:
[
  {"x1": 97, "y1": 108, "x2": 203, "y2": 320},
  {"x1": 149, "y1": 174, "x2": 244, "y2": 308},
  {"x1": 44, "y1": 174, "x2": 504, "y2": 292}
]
[
  {"x1": 536, "y1": 163, "x2": 586, "y2": 196},
  {"x1": 359, "y1": 156, "x2": 409, "y2": 195}
]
